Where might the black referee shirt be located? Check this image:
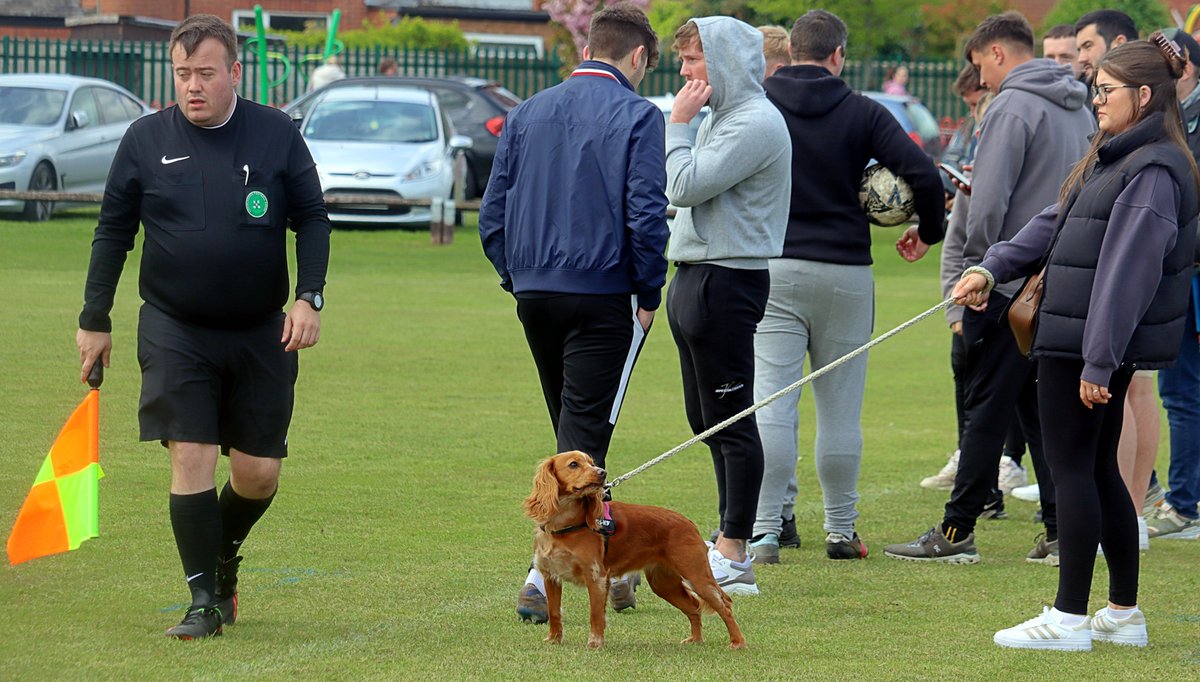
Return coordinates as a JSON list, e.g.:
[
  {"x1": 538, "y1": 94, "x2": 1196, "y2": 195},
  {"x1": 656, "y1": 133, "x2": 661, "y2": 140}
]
[{"x1": 80, "y1": 97, "x2": 330, "y2": 331}]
